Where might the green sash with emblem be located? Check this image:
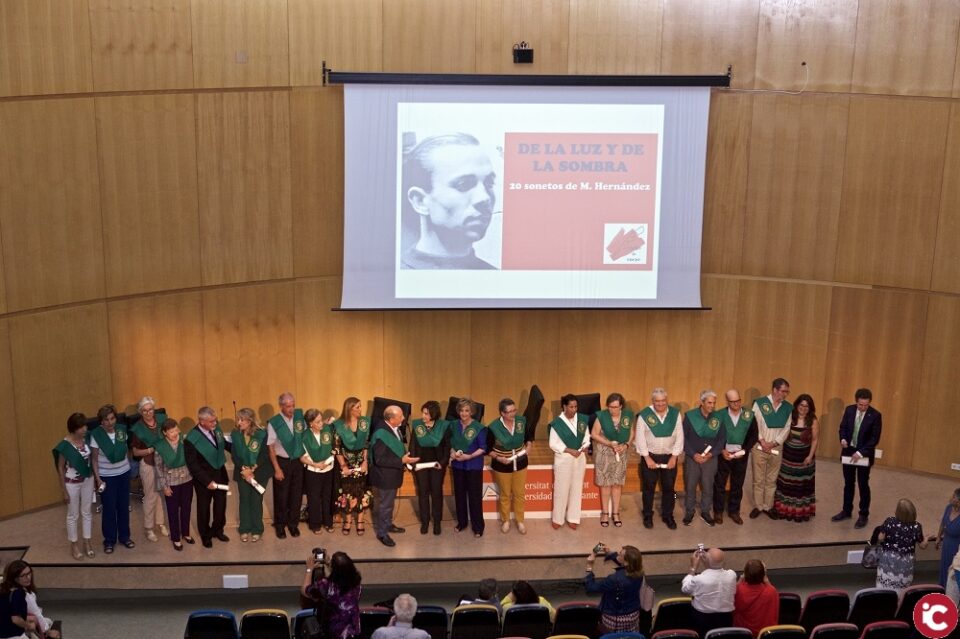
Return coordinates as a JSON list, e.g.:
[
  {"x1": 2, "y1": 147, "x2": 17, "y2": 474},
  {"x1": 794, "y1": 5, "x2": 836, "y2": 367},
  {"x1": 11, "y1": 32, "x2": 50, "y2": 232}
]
[
  {"x1": 754, "y1": 397, "x2": 792, "y2": 428},
  {"x1": 185, "y1": 426, "x2": 226, "y2": 469},
  {"x1": 639, "y1": 406, "x2": 679, "y2": 438},
  {"x1": 302, "y1": 425, "x2": 334, "y2": 462},
  {"x1": 334, "y1": 417, "x2": 370, "y2": 452},
  {"x1": 269, "y1": 410, "x2": 306, "y2": 458},
  {"x1": 715, "y1": 409, "x2": 753, "y2": 445},
  {"x1": 548, "y1": 414, "x2": 588, "y2": 450},
  {"x1": 686, "y1": 408, "x2": 721, "y2": 439},
  {"x1": 52, "y1": 439, "x2": 92, "y2": 477},
  {"x1": 597, "y1": 409, "x2": 633, "y2": 444},
  {"x1": 231, "y1": 429, "x2": 266, "y2": 467},
  {"x1": 155, "y1": 434, "x2": 187, "y2": 468},
  {"x1": 412, "y1": 419, "x2": 448, "y2": 448},
  {"x1": 131, "y1": 412, "x2": 167, "y2": 448},
  {"x1": 369, "y1": 426, "x2": 406, "y2": 463},
  {"x1": 488, "y1": 416, "x2": 527, "y2": 450},
  {"x1": 451, "y1": 421, "x2": 482, "y2": 452},
  {"x1": 91, "y1": 426, "x2": 129, "y2": 464}
]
